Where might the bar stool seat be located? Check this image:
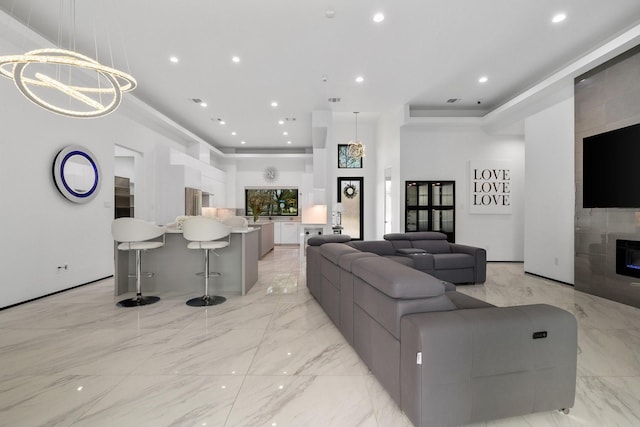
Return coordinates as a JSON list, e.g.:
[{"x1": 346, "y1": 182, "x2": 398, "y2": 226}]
[
  {"x1": 223, "y1": 216, "x2": 249, "y2": 229},
  {"x1": 112, "y1": 218, "x2": 166, "y2": 307},
  {"x1": 183, "y1": 216, "x2": 231, "y2": 306}
]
